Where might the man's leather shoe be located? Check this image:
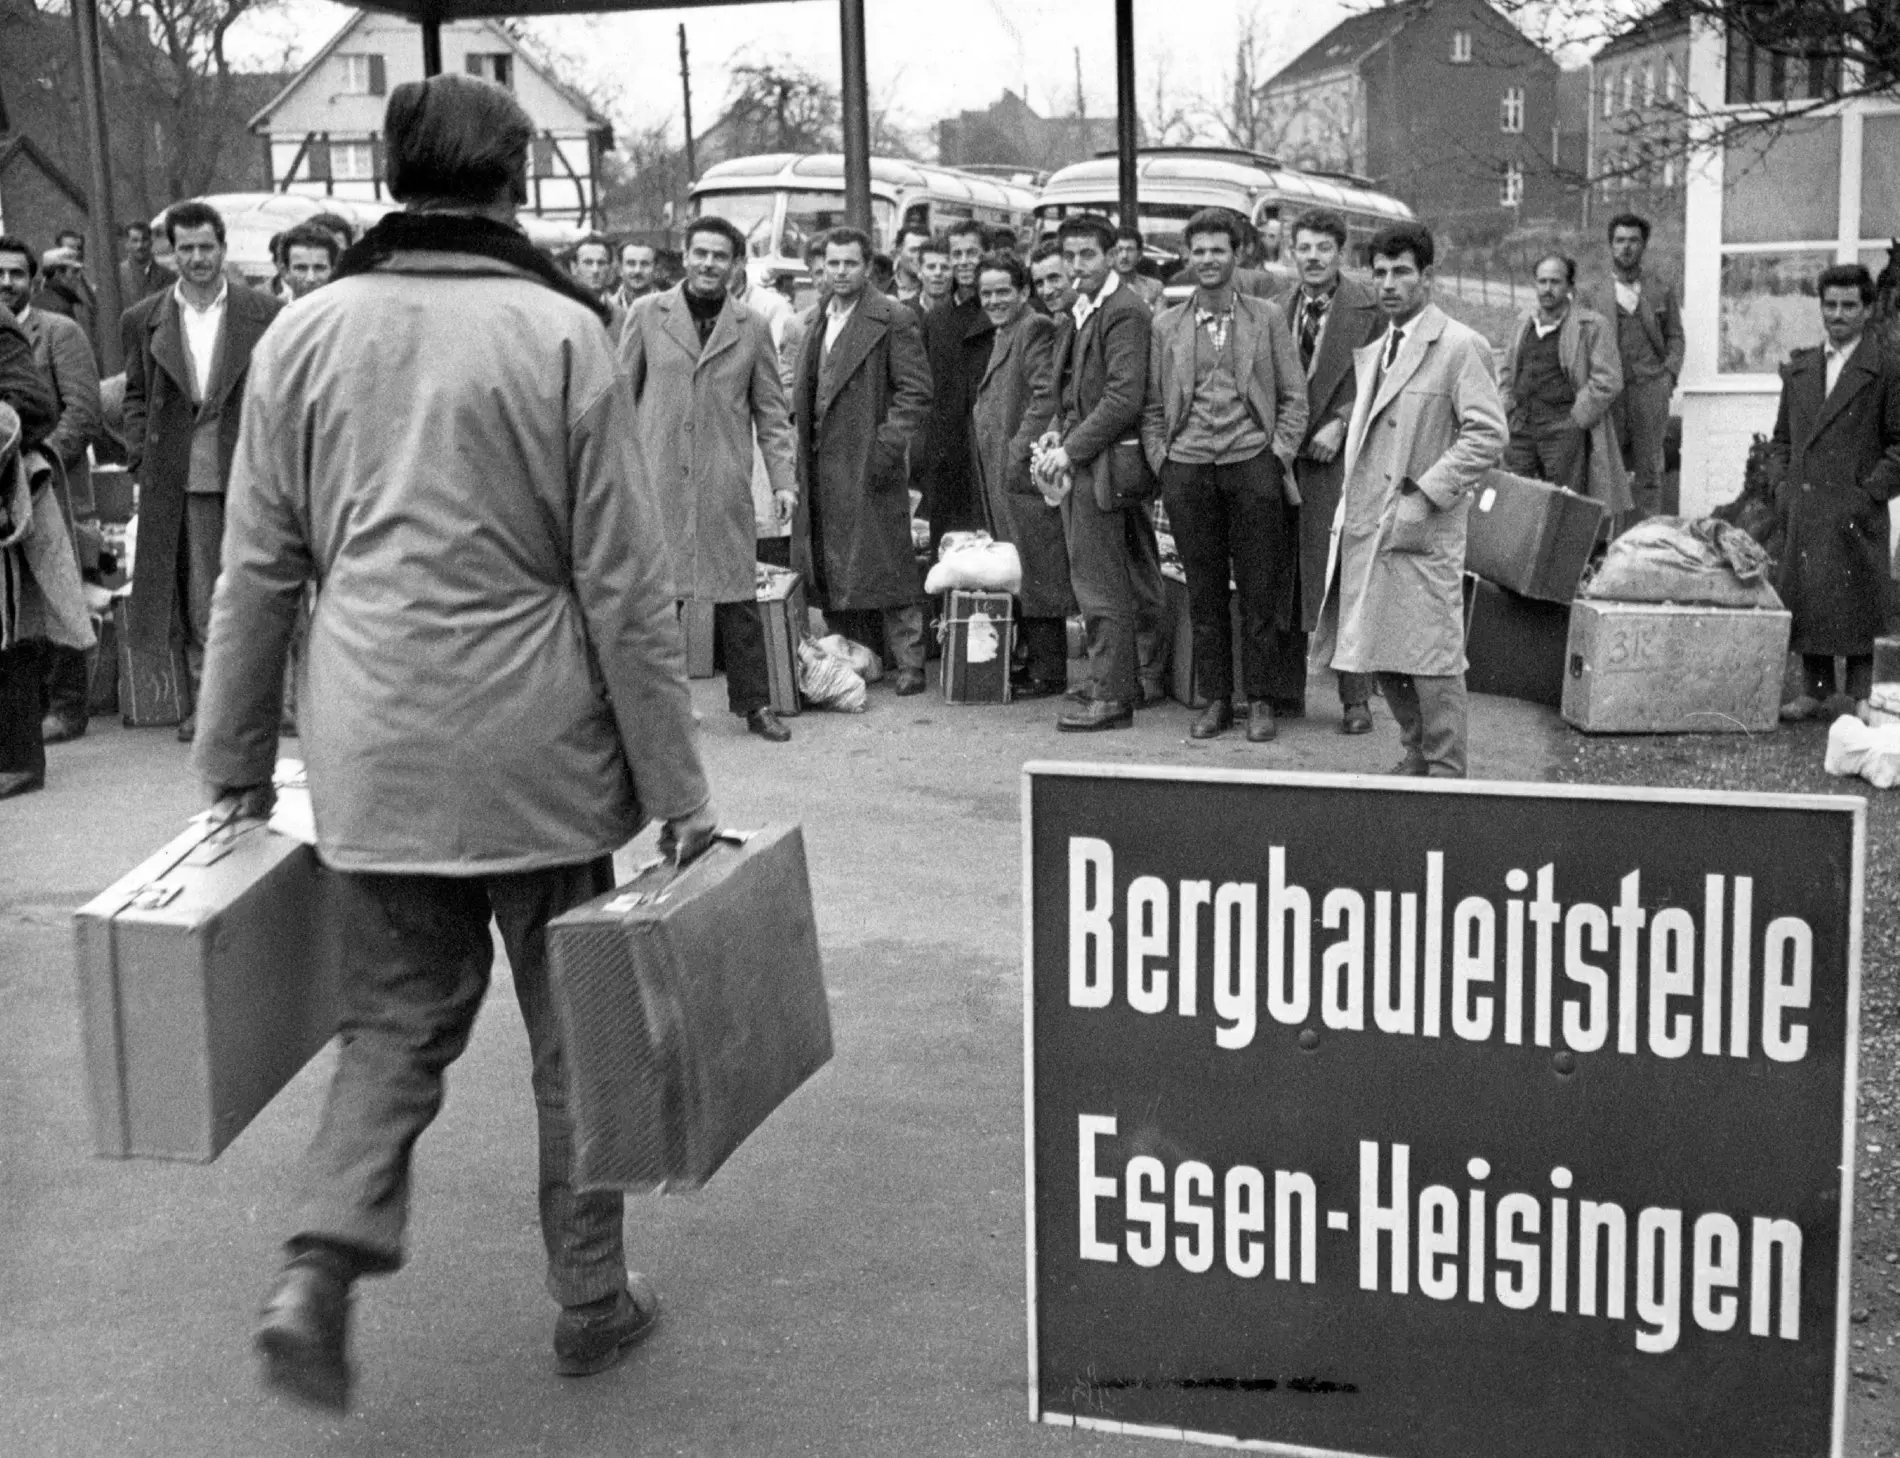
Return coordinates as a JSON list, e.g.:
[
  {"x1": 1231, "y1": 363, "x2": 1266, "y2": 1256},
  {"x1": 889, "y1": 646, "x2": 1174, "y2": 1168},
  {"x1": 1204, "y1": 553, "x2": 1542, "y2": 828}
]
[
  {"x1": 1190, "y1": 700, "x2": 1233, "y2": 739},
  {"x1": 1065, "y1": 684, "x2": 1094, "y2": 705},
  {"x1": 255, "y1": 1260, "x2": 352, "y2": 1413},
  {"x1": 1387, "y1": 755, "x2": 1429, "y2": 777},
  {"x1": 1246, "y1": 700, "x2": 1278, "y2": 742},
  {"x1": 554, "y1": 1271, "x2": 662, "y2": 1377},
  {"x1": 1780, "y1": 694, "x2": 1824, "y2": 722},
  {"x1": 1057, "y1": 699, "x2": 1133, "y2": 732},
  {"x1": 894, "y1": 669, "x2": 927, "y2": 696},
  {"x1": 176, "y1": 714, "x2": 196, "y2": 743},
  {"x1": 0, "y1": 771, "x2": 44, "y2": 799},
  {"x1": 41, "y1": 714, "x2": 85, "y2": 744},
  {"x1": 745, "y1": 707, "x2": 791, "y2": 742},
  {"x1": 1340, "y1": 703, "x2": 1374, "y2": 735},
  {"x1": 1010, "y1": 674, "x2": 1065, "y2": 700}
]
